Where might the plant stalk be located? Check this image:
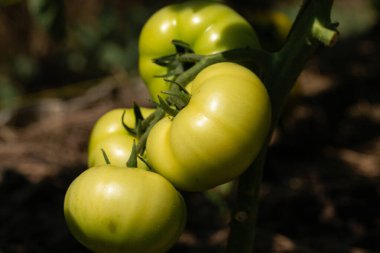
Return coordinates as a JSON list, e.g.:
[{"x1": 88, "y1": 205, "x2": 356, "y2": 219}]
[{"x1": 226, "y1": 0, "x2": 337, "y2": 252}]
